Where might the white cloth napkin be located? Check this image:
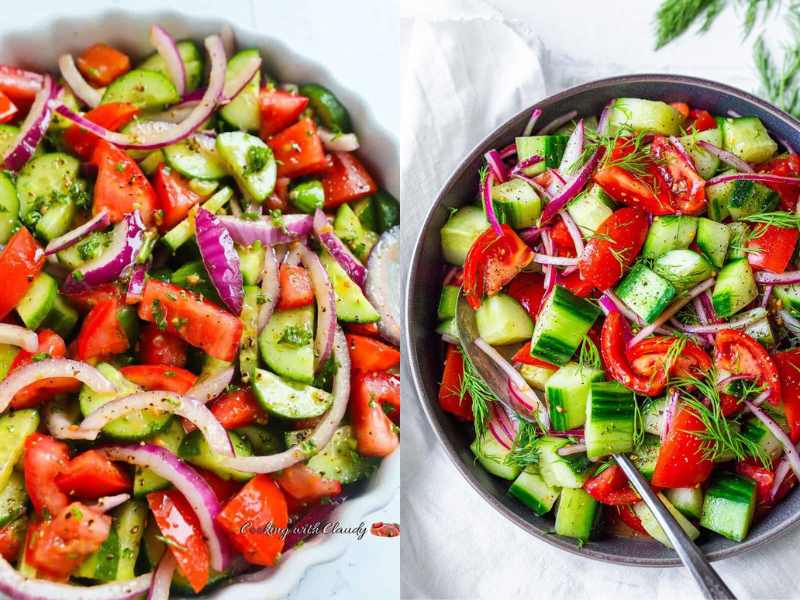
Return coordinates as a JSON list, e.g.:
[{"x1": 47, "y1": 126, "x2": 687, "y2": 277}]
[{"x1": 400, "y1": 1, "x2": 799, "y2": 598}]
